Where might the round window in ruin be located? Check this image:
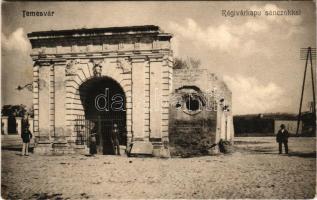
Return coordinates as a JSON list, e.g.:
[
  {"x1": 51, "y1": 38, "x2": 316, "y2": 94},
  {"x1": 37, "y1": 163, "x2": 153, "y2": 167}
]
[
  {"x1": 182, "y1": 94, "x2": 203, "y2": 115},
  {"x1": 185, "y1": 97, "x2": 200, "y2": 111}
]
